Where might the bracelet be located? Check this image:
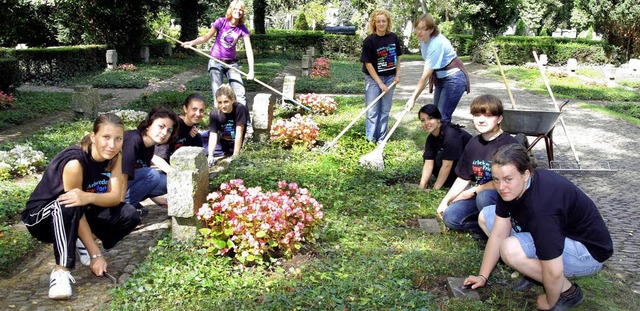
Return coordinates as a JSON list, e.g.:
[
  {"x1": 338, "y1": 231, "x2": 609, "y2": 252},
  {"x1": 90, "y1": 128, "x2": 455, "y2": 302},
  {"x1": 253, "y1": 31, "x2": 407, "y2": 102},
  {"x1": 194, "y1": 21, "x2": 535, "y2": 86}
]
[
  {"x1": 478, "y1": 274, "x2": 488, "y2": 284},
  {"x1": 91, "y1": 253, "x2": 103, "y2": 260}
]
